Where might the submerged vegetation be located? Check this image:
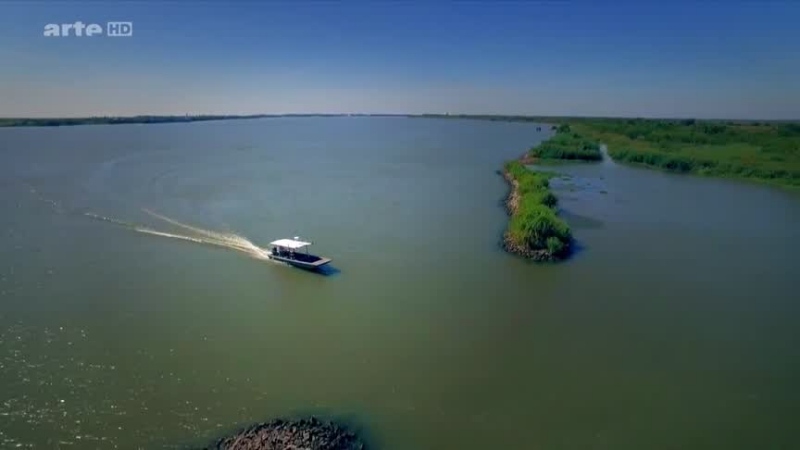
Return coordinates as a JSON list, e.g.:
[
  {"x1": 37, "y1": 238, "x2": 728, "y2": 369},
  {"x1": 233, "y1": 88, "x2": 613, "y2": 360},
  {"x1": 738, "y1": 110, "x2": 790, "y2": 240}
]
[
  {"x1": 503, "y1": 160, "x2": 571, "y2": 261},
  {"x1": 528, "y1": 123, "x2": 602, "y2": 161},
  {"x1": 568, "y1": 119, "x2": 800, "y2": 187}
]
